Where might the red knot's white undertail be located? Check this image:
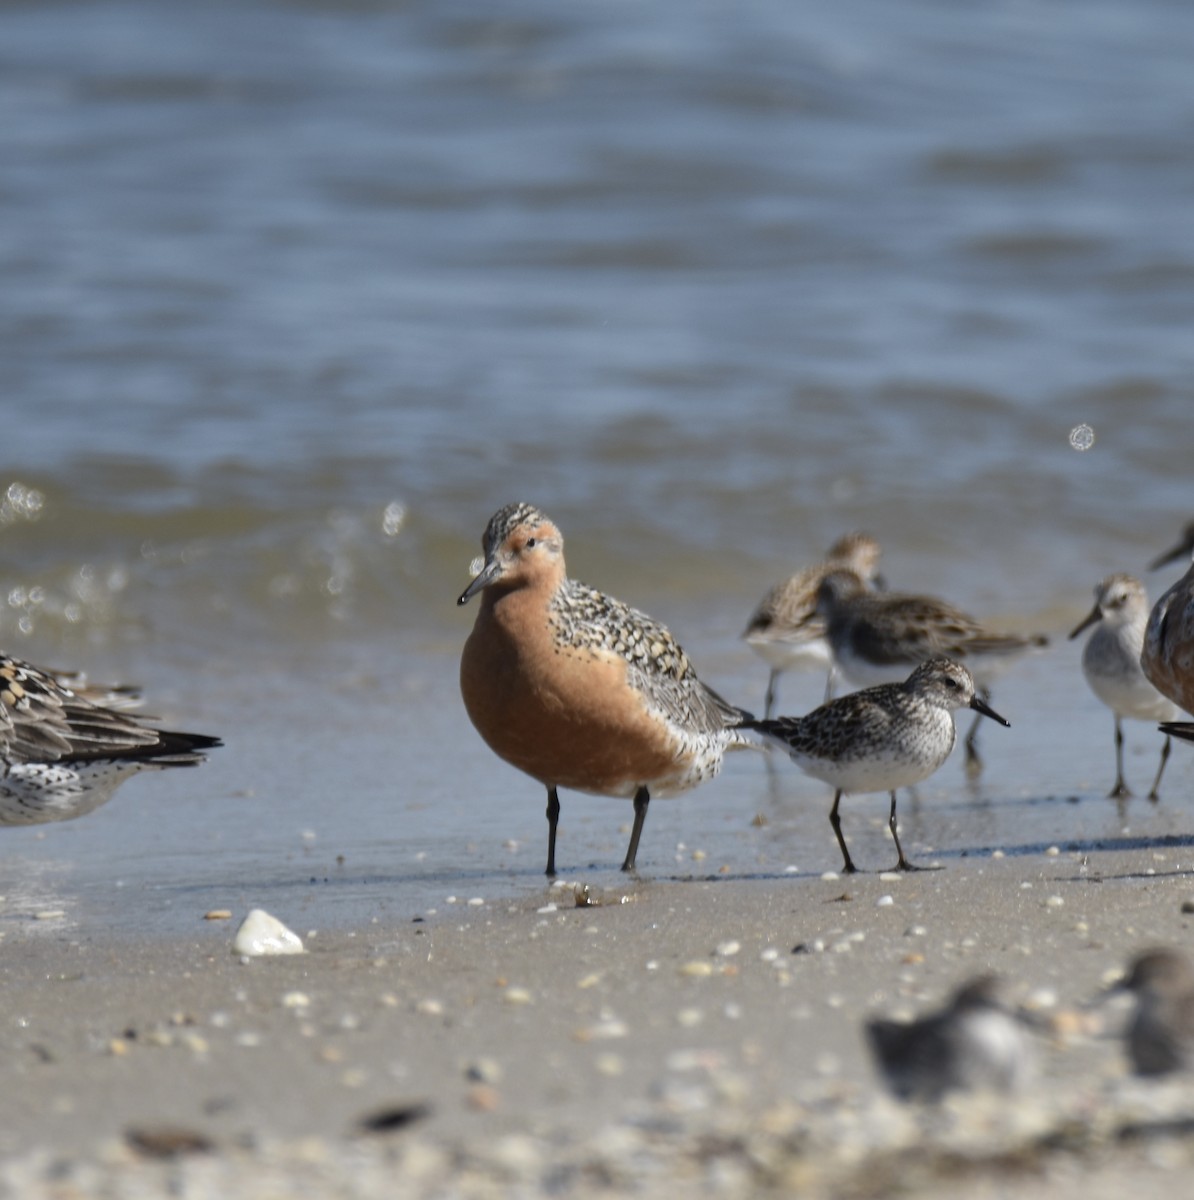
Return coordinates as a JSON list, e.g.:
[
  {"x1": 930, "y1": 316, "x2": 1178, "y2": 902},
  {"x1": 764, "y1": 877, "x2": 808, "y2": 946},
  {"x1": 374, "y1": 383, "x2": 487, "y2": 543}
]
[
  {"x1": 1069, "y1": 574, "x2": 1177, "y2": 800},
  {"x1": 1116, "y1": 948, "x2": 1194, "y2": 1076},
  {"x1": 1143, "y1": 526, "x2": 1194, "y2": 719},
  {"x1": 457, "y1": 502, "x2": 754, "y2": 876},
  {"x1": 866, "y1": 975, "x2": 1036, "y2": 1102},
  {"x1": 0, "y1": 655, "x2": 221, "y2": 825},
  {"x1": 743, "y1": 658, "x2": 1009, "y2": 873},
  {"x1": 814, "y1": 570, "x2": 1044, "y2": 777},
  {"x1": 742, "y1": 532, "x2": 883, "y2": 718}
]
